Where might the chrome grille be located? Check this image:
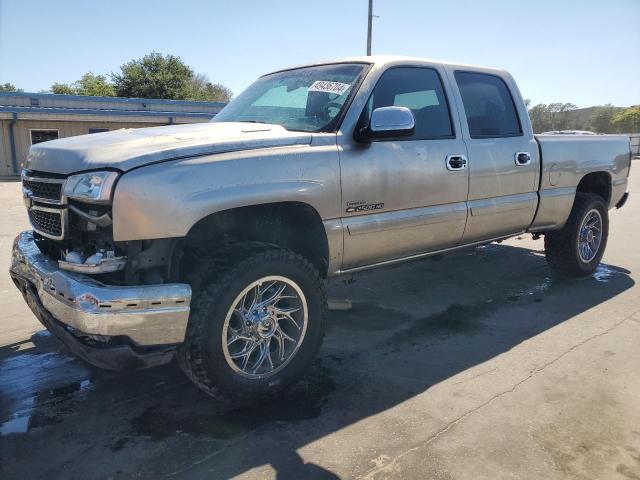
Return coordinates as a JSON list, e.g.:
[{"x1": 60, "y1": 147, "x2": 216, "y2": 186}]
[
  {"x1": 28, "y1": 206, "x2": 65, "y2": 240},
  {"x1": 22, "y1": 171, "x2": 68, "y2": 240},
  {"x1": 22, "y1": 178, "x2": 62, "y2": 202},
  {"x1": 21, "y1": 172, "x2": 65, "y2": 205}
]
